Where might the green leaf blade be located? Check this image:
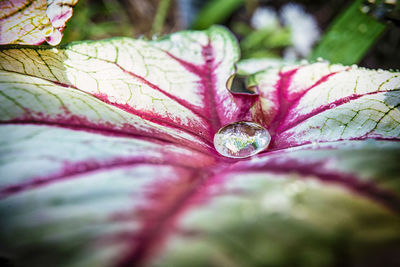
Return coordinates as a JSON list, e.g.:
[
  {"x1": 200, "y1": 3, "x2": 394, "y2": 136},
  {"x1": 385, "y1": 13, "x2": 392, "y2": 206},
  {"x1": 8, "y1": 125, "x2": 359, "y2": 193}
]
[{"x1": 309, "y1": 0, "x2": 386, "y2": 65}]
